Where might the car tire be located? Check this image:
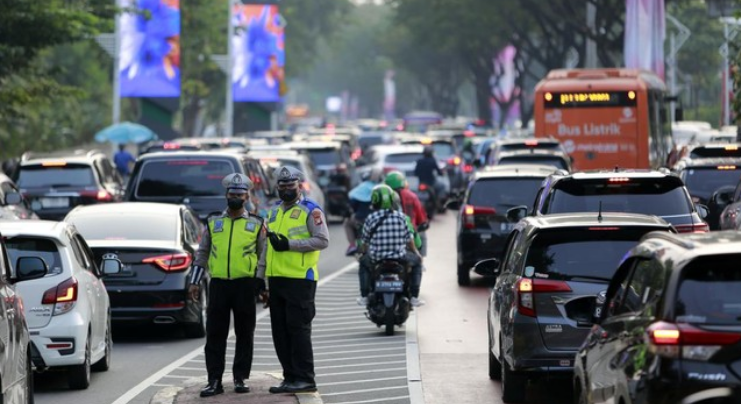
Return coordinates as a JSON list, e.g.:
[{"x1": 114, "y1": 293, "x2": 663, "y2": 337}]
[
  {"x1": 68, "y1": 336, "x2": 91, "y2": 390},
  {"x1": 457, "y1": 263, "x2": 470, "y2": 286},
  {"x1": 92, "y1": 315, "x2": 112, "y2": 372},
  {"x1": 488, "y1": 332, "x2": 501, "y2": 380},
  {"x1": 184, "y1": 285, "x2": 207, "y2": 339},
  {"x1": 501, "y1": 345, "x2": 526, "y2": 403}
]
